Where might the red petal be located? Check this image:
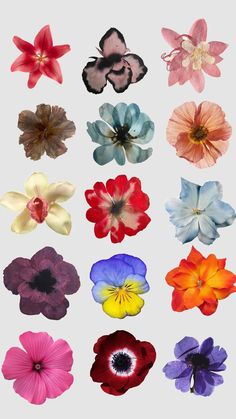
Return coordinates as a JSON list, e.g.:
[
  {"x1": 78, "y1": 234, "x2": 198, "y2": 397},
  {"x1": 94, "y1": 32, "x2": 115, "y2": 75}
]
[
  {"x1": 40, "y1": 58, "x2": 63, "y2": 83},
  {"x1": 48, "y1": 44, "x2": 71, "y2": 58},
  {"x1": 187, "y1": 247, "x2": 204, "y2": 265},
  {"x1": 198, "y1": 300, "x2": 218, "y2": 316},
  {"x1": 94, "y1": 214, "x2": 112, "y2": 239},
  {"x1": 86, "y1": 207, "x2": 106, "y2": 222},
  {"x1": 13, "y1": 36, "x2": 35, "y2": 54},
  {"x1": 101, "y1": 383, "x2": 127, "y2": 395},
  {"x1": 99, "y1": 28, "x2": 128, "y2": 57},
  {"x1": 123, "y1": 212, "x2": 151, "y2": 237},
  {"x1": 106, "y1": 174, "x2": 129, "y2": 199},
  {"x1": 28, "y1": 70, "x2": 42, "y2": 88},
  {"x1": 11, "y1": 53, "x2": 38, "y2": 72},
  {"x1": 110, "y1": 220, "x2": 125, "y2": 243},
  {"x1": 34, "y1": 25, "x2": 53, "y2": 53},
  {"x1": 171, "y1": 289, "x2": 186, "y2": 312}
]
